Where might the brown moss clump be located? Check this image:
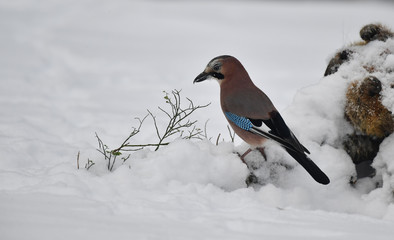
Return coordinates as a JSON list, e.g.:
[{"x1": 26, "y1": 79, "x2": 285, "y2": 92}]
[
  {"x1": 360, "y1": 23, "x2": 394, "y2": 43},
  {"x1": 324, "y1": 49, "x2": 353, "y2": 76},
  {"x1": 326, "y1": 23, "x2": 394, "y2": 180},
  {"x1": 345, "y1": 76, "x2": 394, "y2": 138},
  {"x1": 324, "y1": 23, "x2": 394, "y2": 77}
]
